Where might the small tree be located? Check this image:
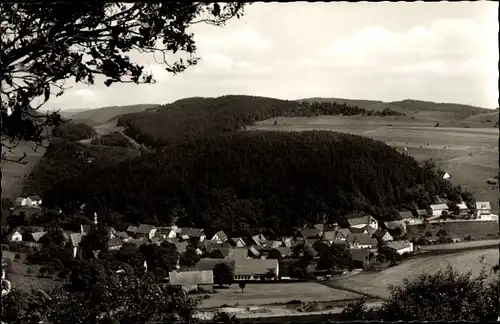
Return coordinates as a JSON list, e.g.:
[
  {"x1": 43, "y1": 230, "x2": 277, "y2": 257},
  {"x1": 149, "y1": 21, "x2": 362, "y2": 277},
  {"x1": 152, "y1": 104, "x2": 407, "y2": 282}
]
[
  {"x1": 238, "y1": 282, "x2": 246, "y2": 293},
  {"x1": 26, "y1": 268, "x2": 33, "y2": 276}
]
